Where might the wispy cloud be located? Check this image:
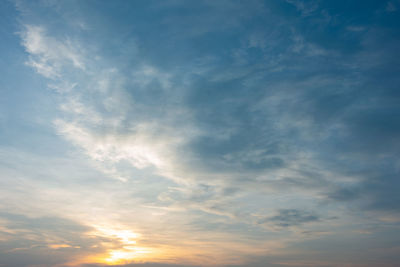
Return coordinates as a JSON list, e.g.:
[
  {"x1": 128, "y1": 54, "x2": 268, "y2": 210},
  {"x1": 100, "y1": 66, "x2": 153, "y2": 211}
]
[
  {"x1": 258, "y1": 209, "x2": 320, "y2": 229},
  {"x1": 20, "y1": 25, "x2": 85, "y2": 78}
]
